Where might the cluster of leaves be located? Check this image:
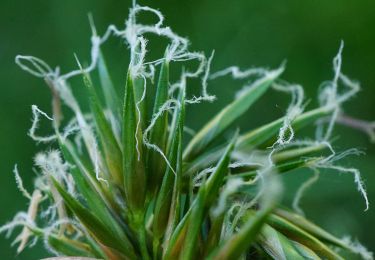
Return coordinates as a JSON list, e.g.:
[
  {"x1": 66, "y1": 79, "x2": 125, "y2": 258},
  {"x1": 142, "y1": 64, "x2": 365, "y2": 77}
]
[{"x1": 1, "y1": 3, "x2": 373, "y2": 260}]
